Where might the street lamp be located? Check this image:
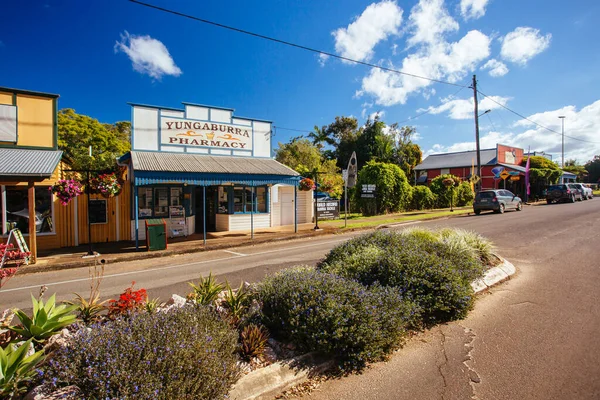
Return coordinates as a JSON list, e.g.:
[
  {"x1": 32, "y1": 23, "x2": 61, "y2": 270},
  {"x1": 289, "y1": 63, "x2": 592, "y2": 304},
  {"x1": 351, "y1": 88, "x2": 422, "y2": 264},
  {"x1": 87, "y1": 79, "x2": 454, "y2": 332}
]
[{"x1": 558, "y1": 116, "x2": 565, "y2": 168}]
